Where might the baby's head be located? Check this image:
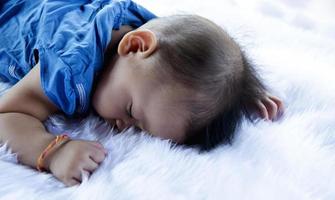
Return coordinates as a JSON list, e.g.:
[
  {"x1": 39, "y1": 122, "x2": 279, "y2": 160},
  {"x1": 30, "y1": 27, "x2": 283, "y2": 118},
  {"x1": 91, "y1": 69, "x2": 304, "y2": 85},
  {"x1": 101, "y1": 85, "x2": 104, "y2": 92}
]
[{"x1": 92, "y1": 15, "x2": 266, "y2": 151}]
